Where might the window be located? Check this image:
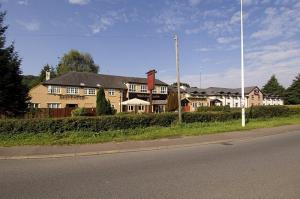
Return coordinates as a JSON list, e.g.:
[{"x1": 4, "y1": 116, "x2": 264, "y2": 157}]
[
  {"x1": 129, "y1": 84, "x2": 136, "y2": 92},
  {"x1": 227, "y1": 96, "x2": 230, "y2": 99},
  {"x1": 192, "y1": 102, "x2": 197, "y2": 108},
  {"x1": 84, "y1": 88, "x2": 96, "y2": 95},
  {"x1": 251, "y1": 95, "x2": 254, "y2": 100},
  {"x1": 235, "y1": 103, "x2": 238, "y2": 107},
  {"x1": 108, "y1": 89, "x2": 115, "y2": 96},
  {"x1": 48, "y1": 86, "x2": 61, "y2": 94},
  {"x1": 66, "y1": 87, "x2": 79, "y2": 95},
  {"x1": 141, "y1": 85, "x2": 147, "y2": 93},
  {"x1": 138, "y1": 105, "x2": 144, "y2": 111},
  {"x1": 128, "y1": 105, "x2": 134, "y2": 111},
  {"x1": 160, "y1": 86, "x2": 167, "y2": 94},
  {"x1": 29, "y1": 103, "x2": 39, "y2": 108},
  {"x1": 47, "y1": 103, "x2": 61, "y2": 108},
  {"x1": 111, "y1": 104, "x2": 115, "y2": 109}
]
